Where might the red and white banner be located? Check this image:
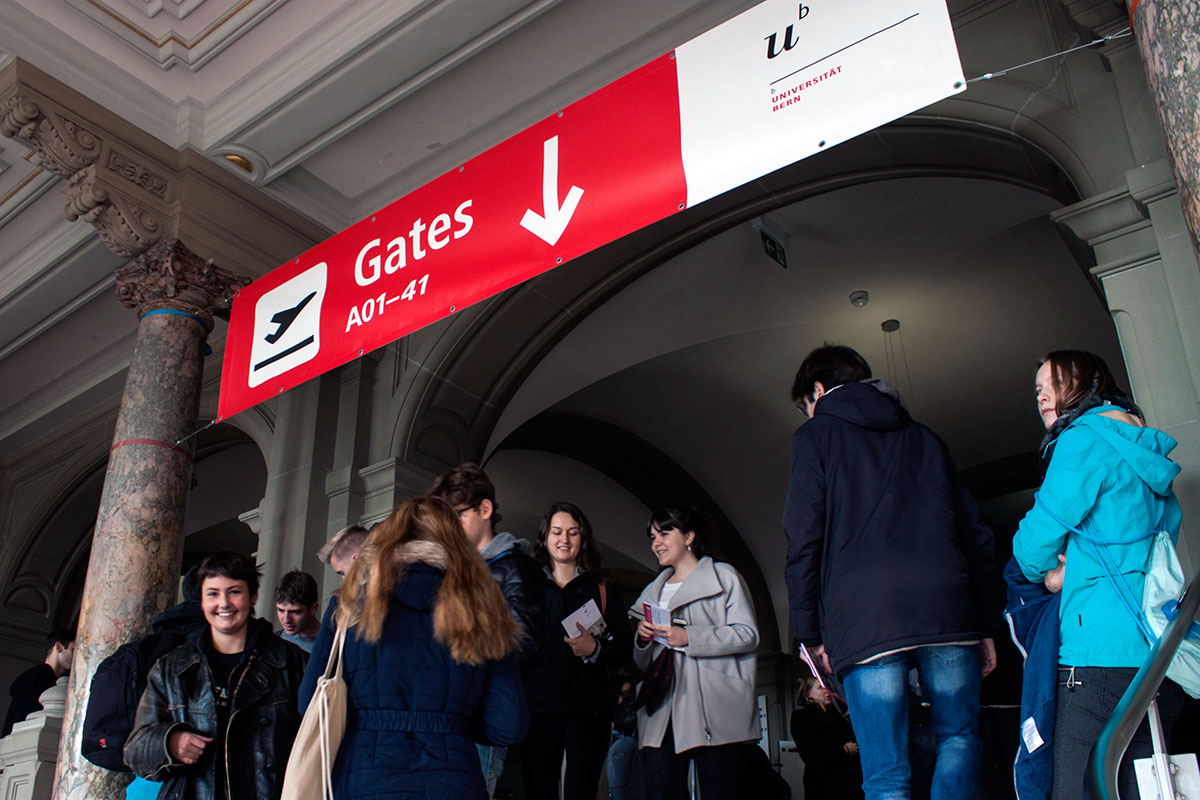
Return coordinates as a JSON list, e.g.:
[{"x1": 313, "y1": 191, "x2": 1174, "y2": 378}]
[{"x1": 218, "y1": 0, "x2": 963, "y2": 420}]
